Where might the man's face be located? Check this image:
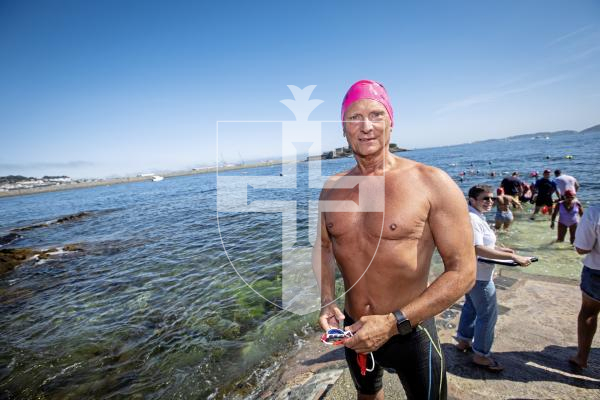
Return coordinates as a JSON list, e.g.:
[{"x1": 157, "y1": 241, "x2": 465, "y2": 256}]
[
  {"x1": 543, "y1": 171, "x2": 551, "y2": 179},
  {"x1": 472, "y1": 192, "x2": 495, "y2": 213},
  {"x1": 343, "y1": 99, "x2": 391, "y2": 157}
]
